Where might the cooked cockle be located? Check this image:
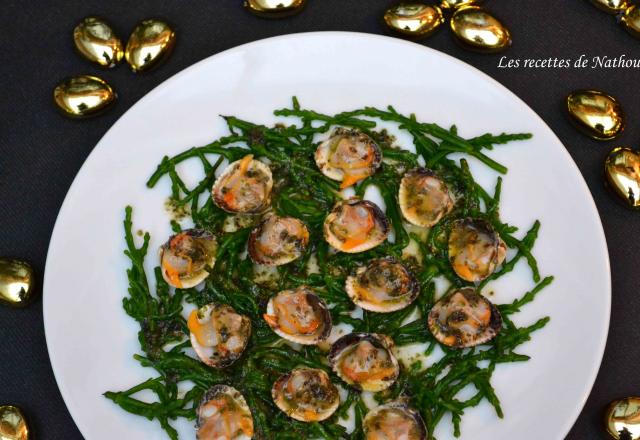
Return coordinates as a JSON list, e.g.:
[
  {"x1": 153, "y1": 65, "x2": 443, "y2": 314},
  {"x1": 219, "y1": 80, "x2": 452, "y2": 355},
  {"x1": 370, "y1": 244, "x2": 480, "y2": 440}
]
[
  {"x1": 345, "y1": 257, "x2": 419, "y2": 313},
  {"x1": 328, "y1": 333, "x2": 399, "y2": 391},
  {"x1": 448, "y1": 218, "x2": 507, "y2": 282},
  {"x1": 399, "y1": 168, "x2": 453, "y2": 227},
  {"x1": 188, "y1": 303, "x2": 251, "y2": 368},
  {"x1": 248, "y1": 214, "x2": 309, "y2": 266},
  {"x1": 211, "y1": 154, "x2": 273, "y2": 213},
  {"x1": 315, "y1": 128, "x2": 382, "y2": 189},
  {"x1": 263, "y1": 286, "x2": 332, "y2": 345},
  {"x1": 272, "y1": 367, "x2": 340, "y2": 422},
  {"x1": 196, "y1": 384, "x2": 253, "y2": 440},
  {"x1": 323, "y1": 199, "x2": 390, "y2": 253},
  {"x1": 427, "y1": 287, "x2": 502, "y2": 348},
  {"x1": 363, "y1": 400, "x2": 427, "y2": 440},
  {"x1": 159, "y1": 229, "x2": 217, "y2": 289}
]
